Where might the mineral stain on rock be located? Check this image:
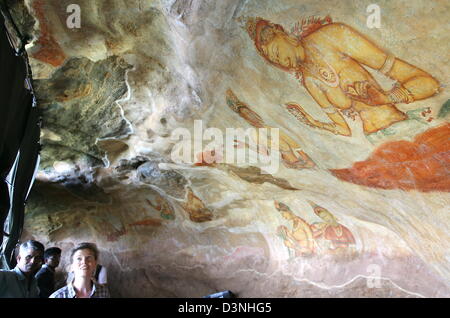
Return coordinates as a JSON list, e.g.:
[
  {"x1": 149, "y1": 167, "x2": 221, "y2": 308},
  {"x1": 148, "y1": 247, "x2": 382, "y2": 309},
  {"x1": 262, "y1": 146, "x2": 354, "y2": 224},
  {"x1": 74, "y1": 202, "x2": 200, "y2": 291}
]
[
  {"x1": 34, "y1": 56, "x2": 132, "y2": 168},
  {"x1": 129, "y1": 218, "x2": 163, "y2": 227},
  {"x1": 182, "y1": 188, "x2": 213, "y2": 223},
  {"x1": 30, "y1": 0, "x2": 66, "y2": 67}
]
